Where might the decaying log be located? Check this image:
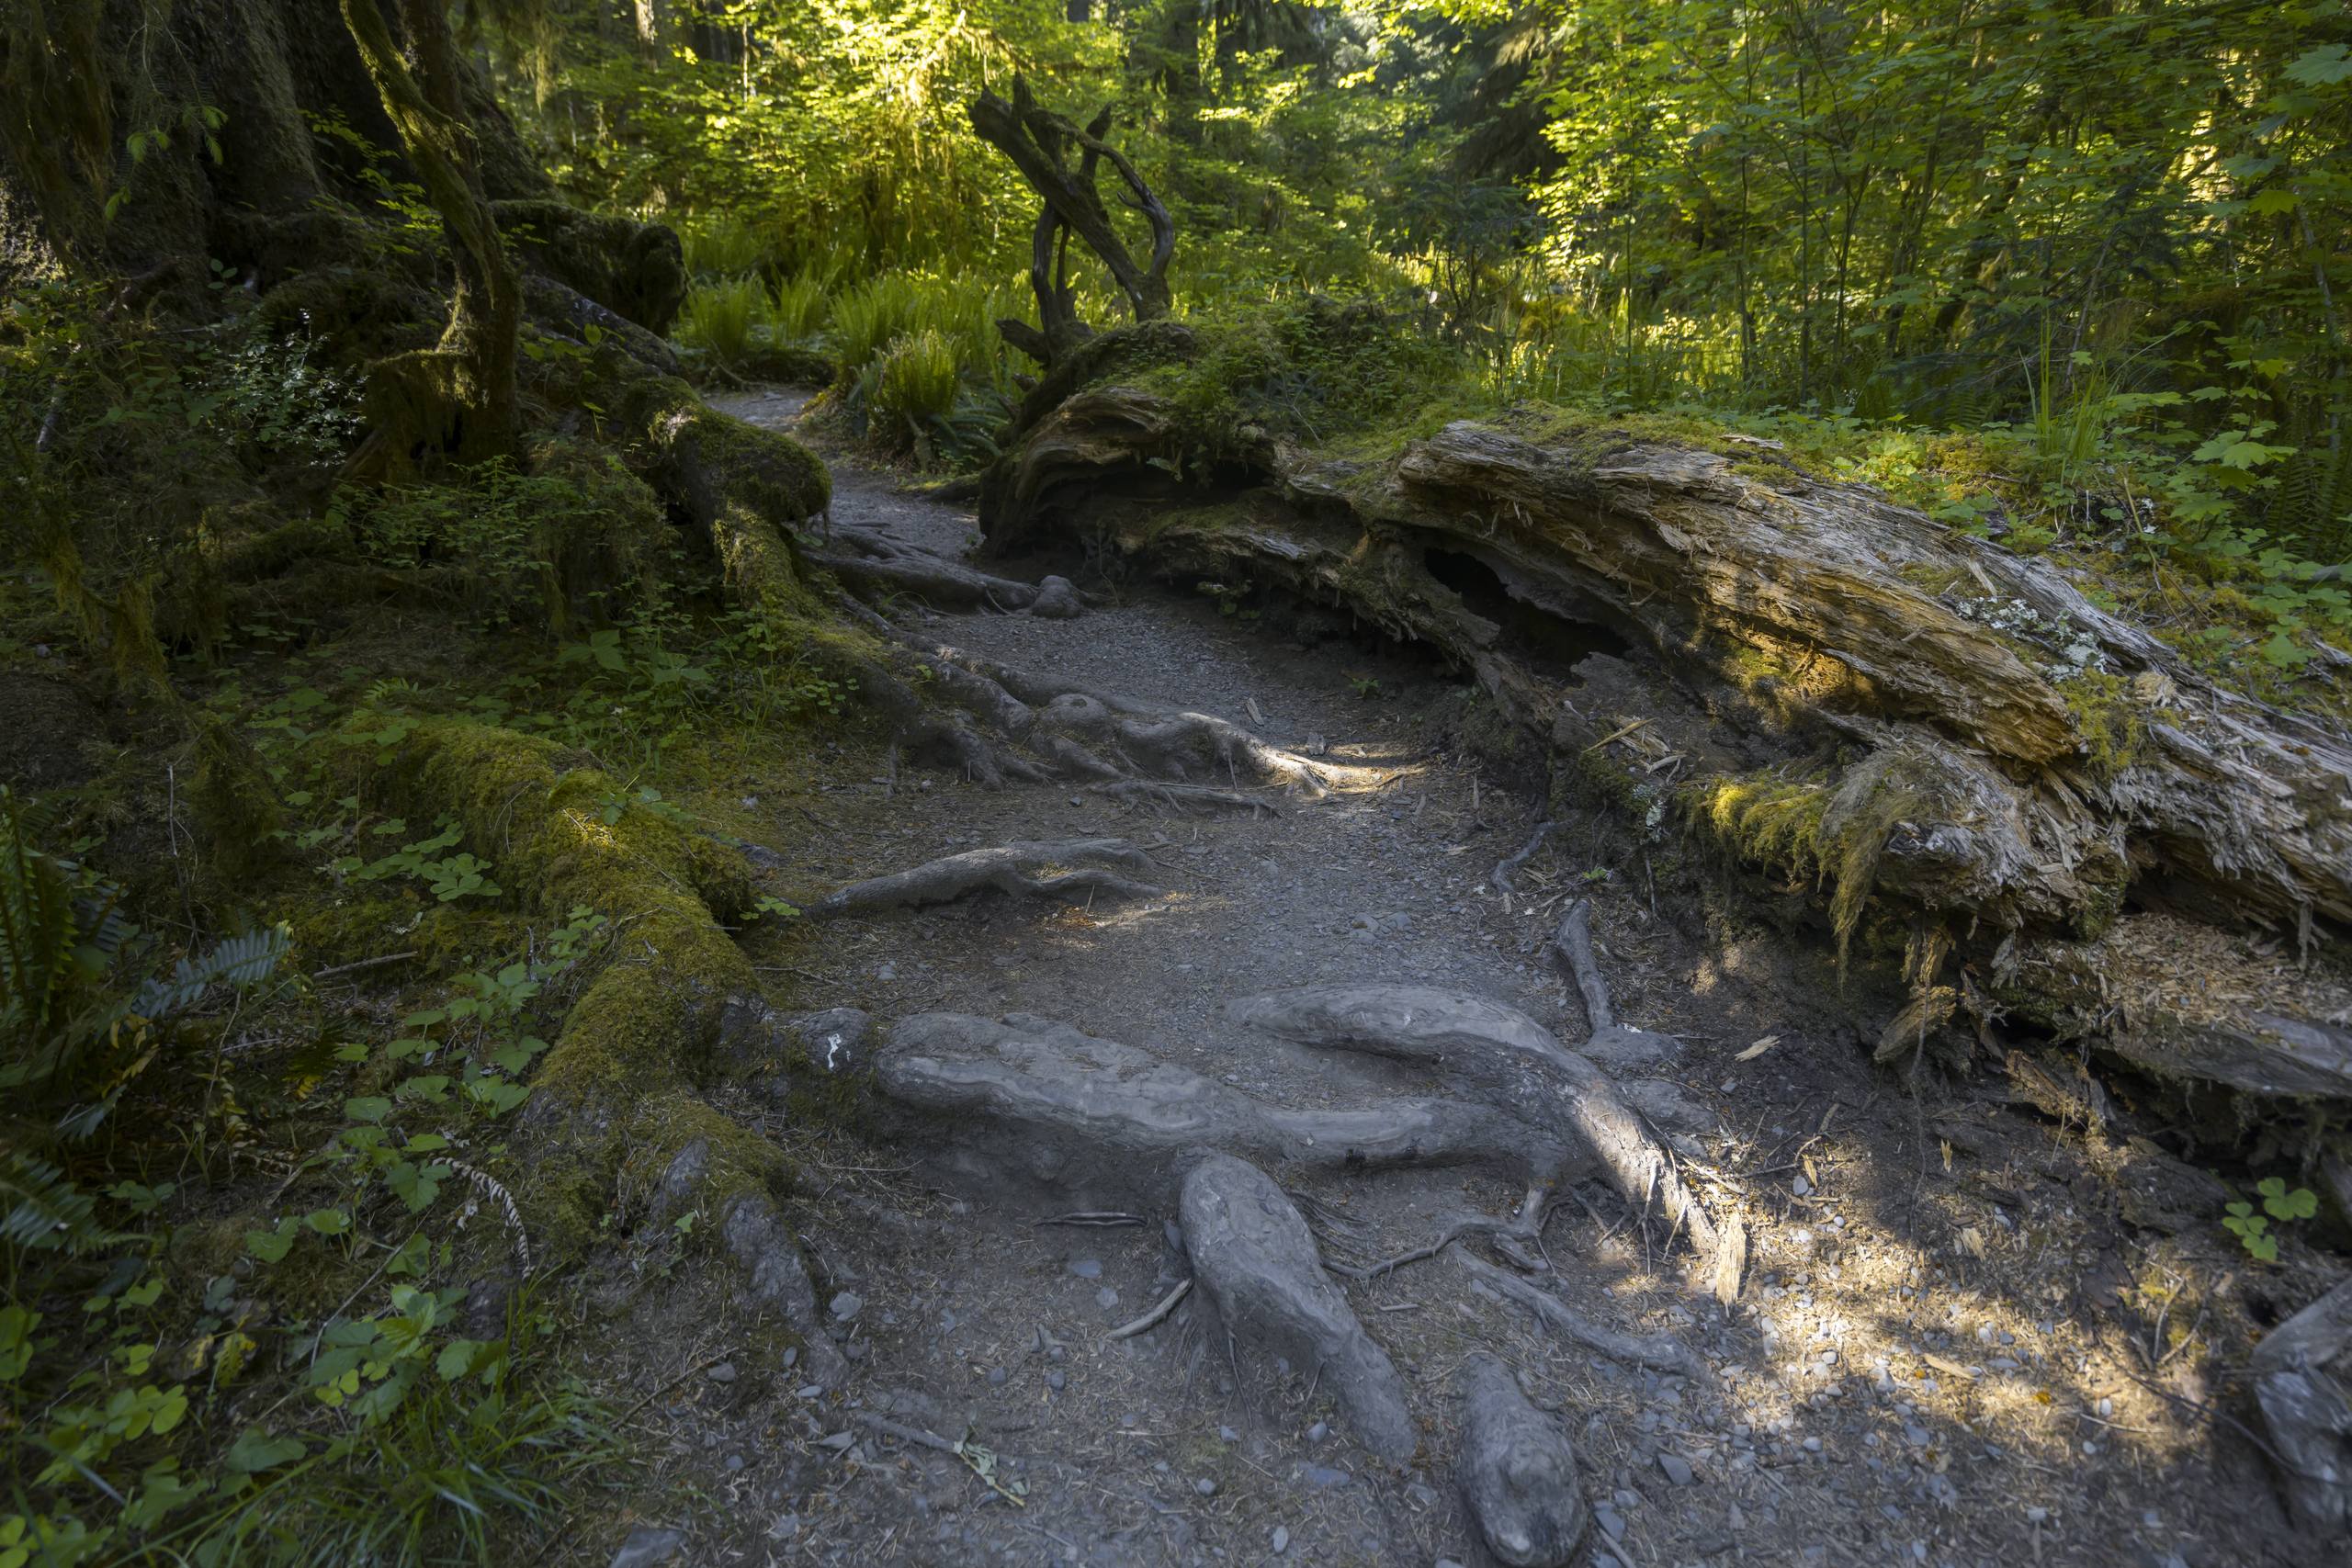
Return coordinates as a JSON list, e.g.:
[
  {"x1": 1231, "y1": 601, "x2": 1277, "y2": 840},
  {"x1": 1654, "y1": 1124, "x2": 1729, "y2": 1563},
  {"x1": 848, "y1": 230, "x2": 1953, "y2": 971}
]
[{"x1": 982, "y1": 377, "x2": 2352, "y2": 1106}]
